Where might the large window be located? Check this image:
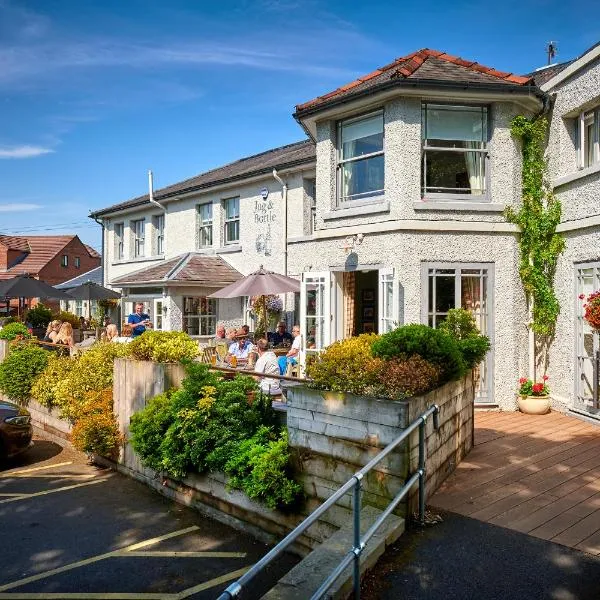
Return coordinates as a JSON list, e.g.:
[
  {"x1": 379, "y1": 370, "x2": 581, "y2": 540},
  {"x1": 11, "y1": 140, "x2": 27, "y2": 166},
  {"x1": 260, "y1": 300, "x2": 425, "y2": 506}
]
[
  {"x1": 197, "y1": 203, "x2": 213, "y2": 247},
  {"x1": 153, "y1": 215, "x2": 165, "y2": 255},
  {"x1": 132, "y1": 219, "x2": 145, "y2": 258},
  {"x1": 337, "y1": 111, "x2": 384, "y2": 204},
  {"x1": 223, "y1": 197, "x2": 240, "y2": 244},
  {"x1": 422, "y1": 104, "x2": 488, "y2": 199},
  {"x1": 114, "y1": 222, "x2": 124, "y2": 260},
  {"x1": 183, "y1": 296, "x2": 216, "y2": 336},
  {"x1": 424, "y1": 264, "x2": 493, "y2": 402},
  {"x1": 578, "y1": 108, "x2": 599, "y2": 169}
]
